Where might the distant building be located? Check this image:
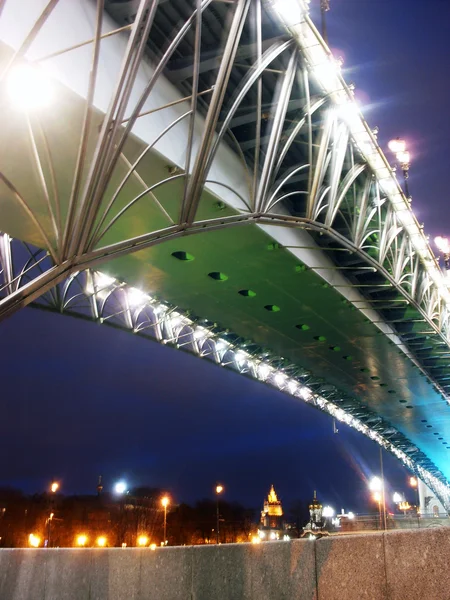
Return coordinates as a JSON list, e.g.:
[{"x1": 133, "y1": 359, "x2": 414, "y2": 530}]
[{"x1": 259, "y1": 485, "x2": 285, "y2": 540}]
